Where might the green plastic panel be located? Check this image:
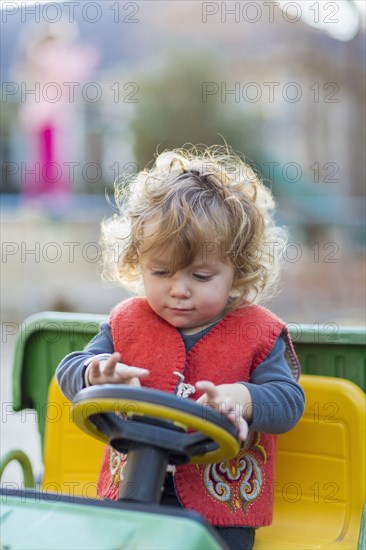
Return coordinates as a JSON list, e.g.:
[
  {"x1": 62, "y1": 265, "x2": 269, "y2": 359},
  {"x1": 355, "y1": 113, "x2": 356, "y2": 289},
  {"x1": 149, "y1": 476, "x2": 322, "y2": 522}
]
[
  {"x1": 11, "y1": 312, "x2": 366, "y2": 454},
  {"x1": 0, "y1": 494, "x2": 223, "y2": 550},
  {"x1": 290, "y1": 325, "x2": 366, "y2": 391}
]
